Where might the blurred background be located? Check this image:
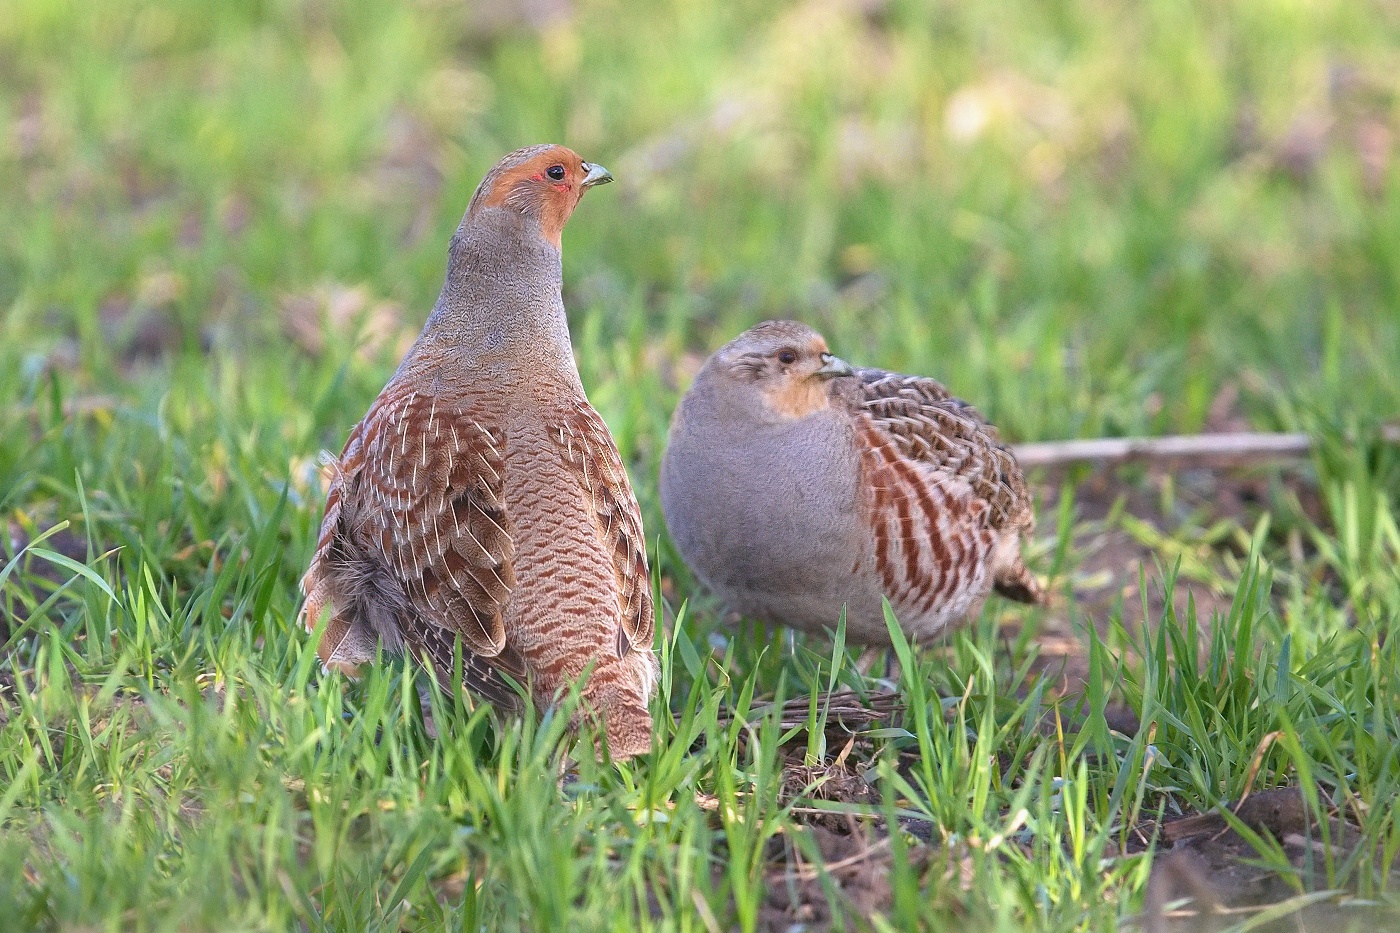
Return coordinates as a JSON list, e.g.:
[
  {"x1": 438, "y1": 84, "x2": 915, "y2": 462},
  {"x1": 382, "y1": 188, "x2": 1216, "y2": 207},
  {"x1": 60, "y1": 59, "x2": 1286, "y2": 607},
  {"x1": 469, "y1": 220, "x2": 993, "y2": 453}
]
[{"x1": 6, "y1": 0, "x2": 1400, "y2": 439}]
